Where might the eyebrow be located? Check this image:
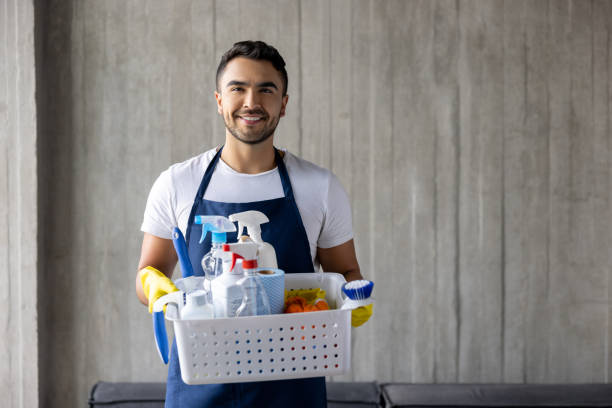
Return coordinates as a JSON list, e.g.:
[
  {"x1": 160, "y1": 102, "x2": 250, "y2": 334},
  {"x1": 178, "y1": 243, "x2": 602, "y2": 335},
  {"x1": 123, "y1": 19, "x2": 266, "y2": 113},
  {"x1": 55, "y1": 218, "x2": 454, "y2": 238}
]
[{"x1": 226, "y1": 80, "x2": 278, "y2": 90}]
